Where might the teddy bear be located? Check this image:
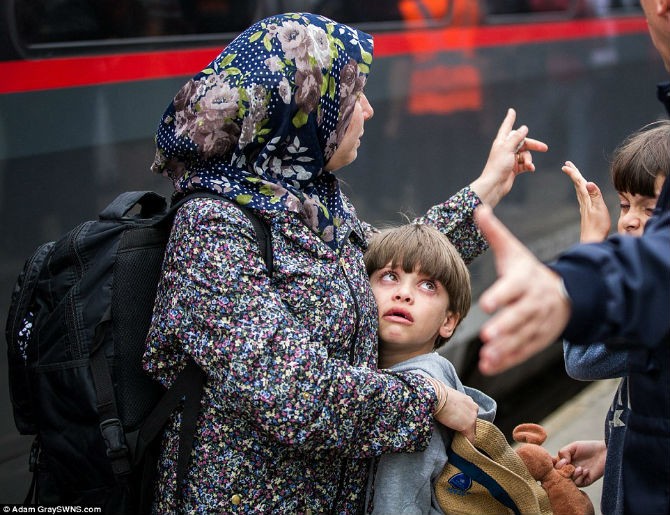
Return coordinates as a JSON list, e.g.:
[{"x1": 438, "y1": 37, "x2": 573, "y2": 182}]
[{"x1": 513, "y1": 423, "x2": 595, "y2": 515}]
